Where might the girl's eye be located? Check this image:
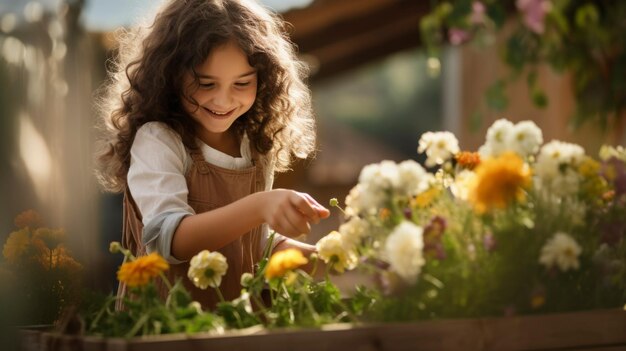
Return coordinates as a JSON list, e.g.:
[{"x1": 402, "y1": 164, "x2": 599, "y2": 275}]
[
  {"x1": 234, "y1": 81, "x2": 251, "y2": 87},
  {"x1": 199, "y1": 82, "x2": 214, "y2": 89}
]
